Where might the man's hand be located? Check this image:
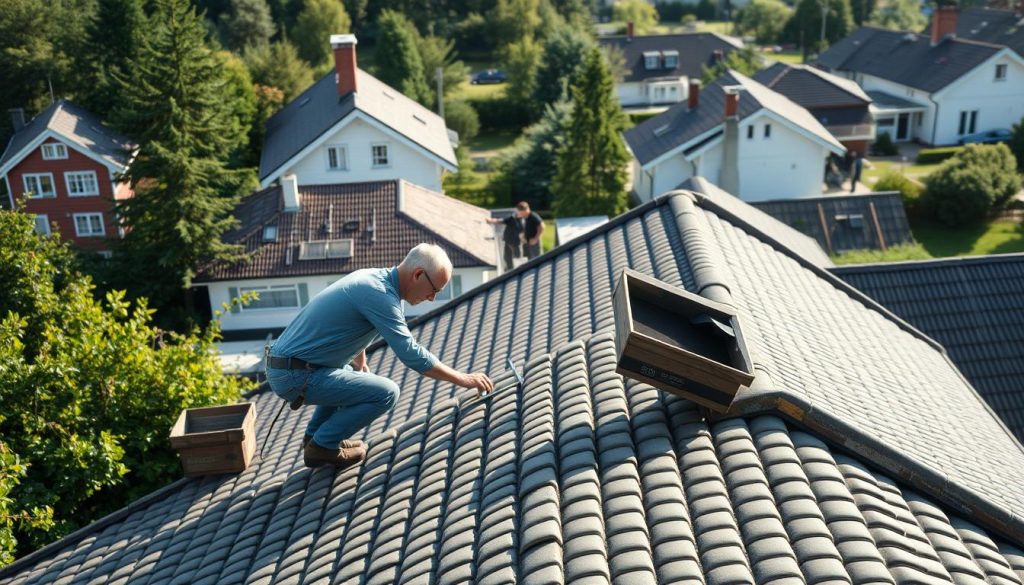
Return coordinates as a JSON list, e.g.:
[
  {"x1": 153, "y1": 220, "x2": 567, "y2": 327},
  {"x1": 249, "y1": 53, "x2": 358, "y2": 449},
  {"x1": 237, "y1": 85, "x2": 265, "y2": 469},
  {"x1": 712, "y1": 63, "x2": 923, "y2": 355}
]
[
  {"x1": 352, "y1": 350, "x2": 370, "y2": 373},
  {"x1": 528, "y1": 237, "x2": 539, "y2": 246},
  {"x1": 461, "y1": 372, "x2": 495, "y2": 397}
]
